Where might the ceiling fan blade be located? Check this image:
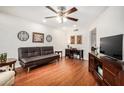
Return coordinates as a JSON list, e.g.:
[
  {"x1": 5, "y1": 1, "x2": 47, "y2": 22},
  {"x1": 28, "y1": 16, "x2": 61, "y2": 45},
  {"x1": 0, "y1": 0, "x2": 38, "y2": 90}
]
[
  {"x1": 45, "y1": 16, "x2": 57, "y2": 19},
  {"x1": 66, "y1": 17, "x2": 78, "y2": 21},
  {"x1": 46, "y1": 6, "x2": 57, "y2": 14},
  {"x1": 64, "y1": 7, "x2": 78, "y2": 15}
]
